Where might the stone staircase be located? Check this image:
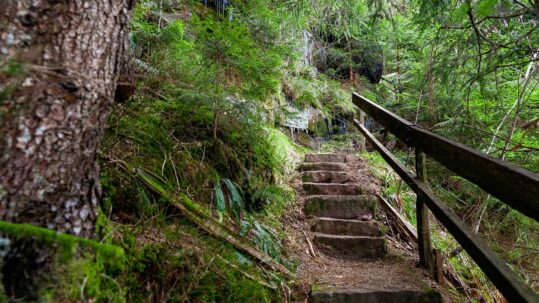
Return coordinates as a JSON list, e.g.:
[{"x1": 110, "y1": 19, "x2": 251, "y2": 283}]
[
  {"x1": 301, "y1": 153, "x2": 387, "y2": 260},
  {"x1": 301, "y1": 153, "x2": 443, "y2": 303}
]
